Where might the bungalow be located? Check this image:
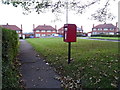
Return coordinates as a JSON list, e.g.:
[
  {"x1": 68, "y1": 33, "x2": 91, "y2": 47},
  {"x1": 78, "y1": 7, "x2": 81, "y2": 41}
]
[
  {"x1": 0, "y1": 23, "x2": 23, "y2": 37},
  {"x1": 92, "y1": 22, "x2": 119, "y2": 35},
  {"x1": 58, "y1": 26, "x2": 84, "y2": 36},
  {"x1": 33, "y1": 24, "x2": 57, "y2": 38}
]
